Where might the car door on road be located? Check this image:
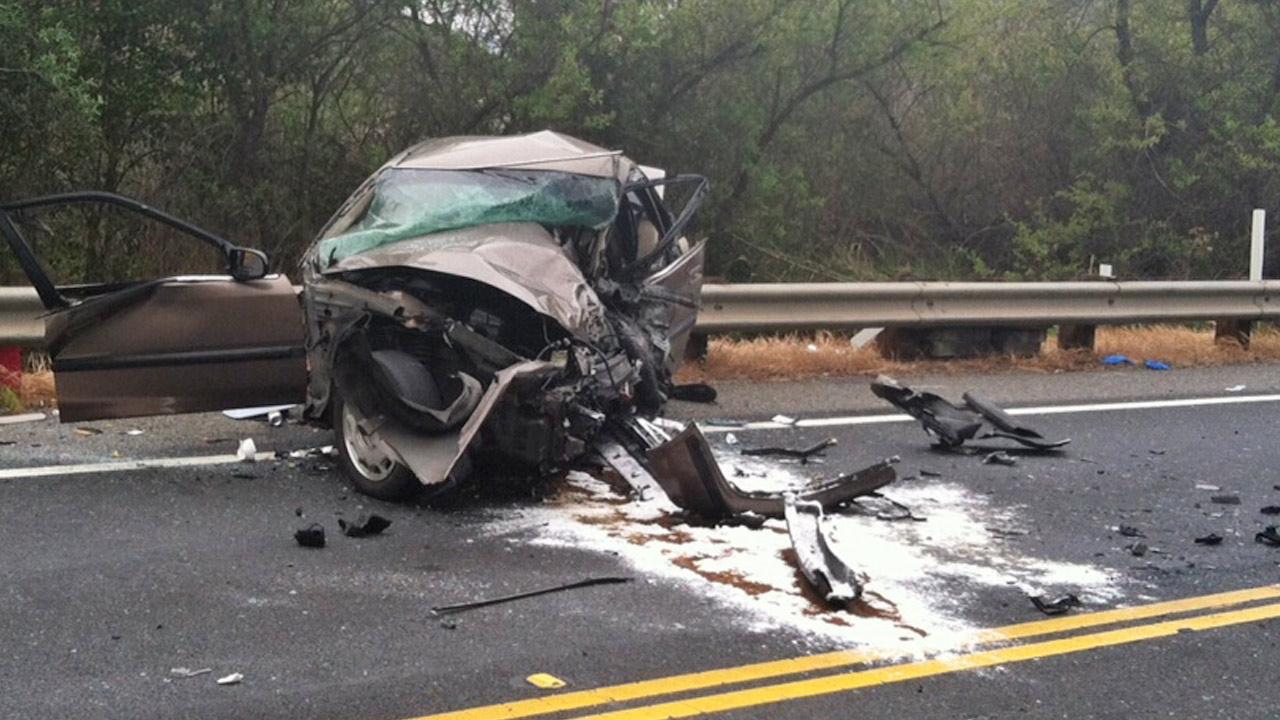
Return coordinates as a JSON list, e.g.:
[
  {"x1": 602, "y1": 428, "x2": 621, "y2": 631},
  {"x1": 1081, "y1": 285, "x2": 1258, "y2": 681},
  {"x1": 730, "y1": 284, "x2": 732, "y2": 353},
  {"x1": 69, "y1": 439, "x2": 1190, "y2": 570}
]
[{"x1": 0, "y1": 193, "x2": 307, "y2": 422}]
